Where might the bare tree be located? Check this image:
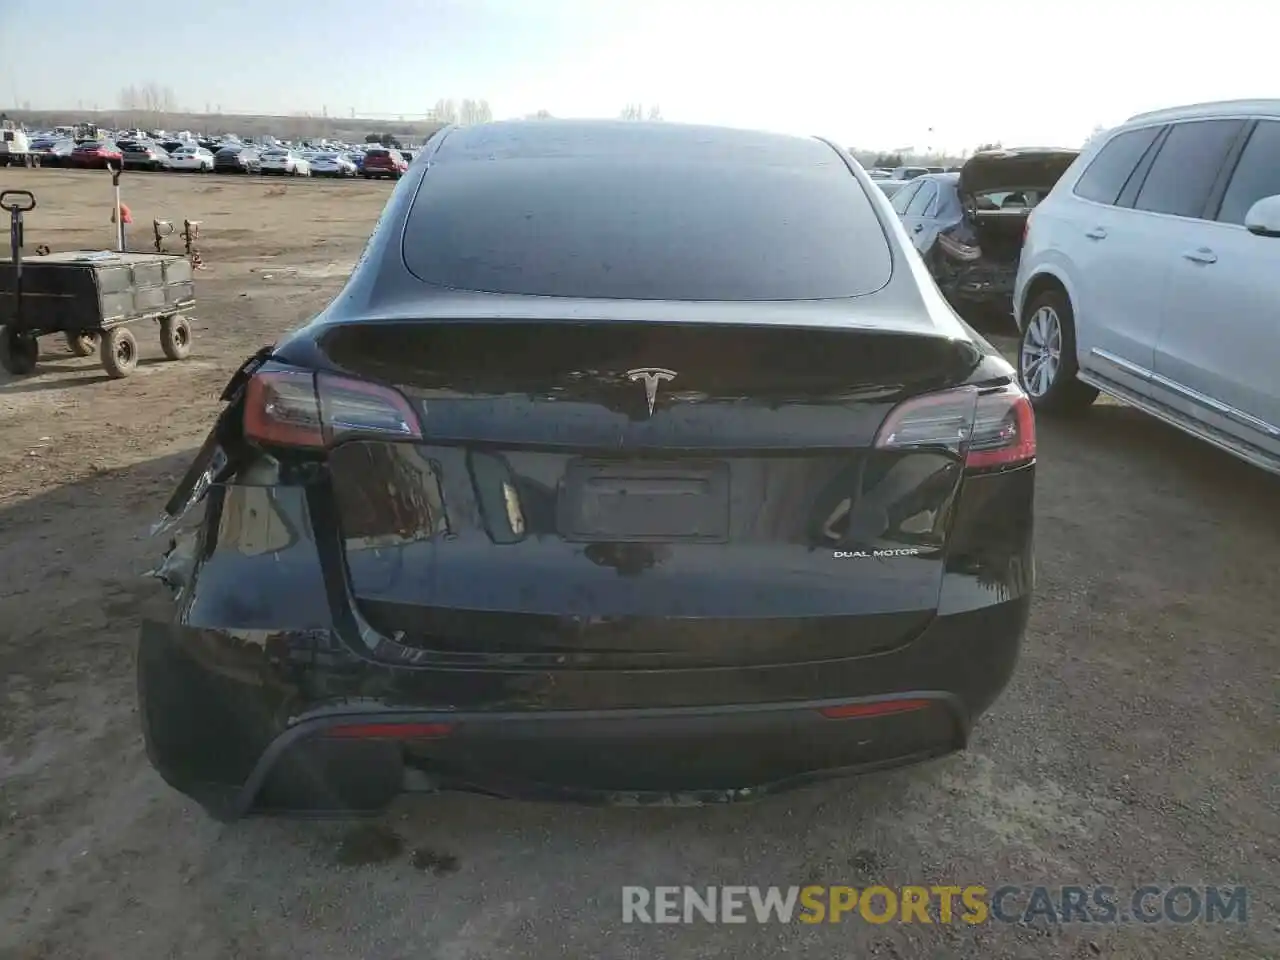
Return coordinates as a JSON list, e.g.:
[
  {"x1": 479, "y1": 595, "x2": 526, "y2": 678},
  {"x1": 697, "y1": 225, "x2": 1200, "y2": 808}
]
[
  {"x1": 620, "y1": 103, "x2": 662, "y2": 121},
  {"x1": 120, "y1": 81, "x2": 177, "y2": 125},
  {"x1": 432, "y1": 98, "x2": 459, "y2": 125},
  {"x1": 458, "y1": 98, "x2": 493, "y2": 125},
  {"x1": 147, "y1": 82, "x2": 176, "y2": 114},
  {"x1": 525, "y1": 109, "x2": 554, "y2": 120}
]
